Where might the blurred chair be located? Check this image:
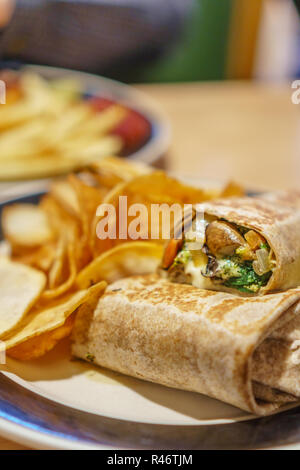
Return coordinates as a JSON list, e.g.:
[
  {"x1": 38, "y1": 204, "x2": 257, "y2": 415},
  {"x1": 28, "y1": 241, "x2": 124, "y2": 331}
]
[
  {"x1": 136, "y1": 0, "x2": 299, "y2": 83},
  {"x1": 226, "y1": 0, "x2": 262, "y2": 79},
  {"x1": 135, "y1": 0, "x2": 233, "y2": 82}
]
